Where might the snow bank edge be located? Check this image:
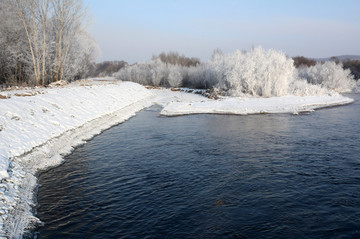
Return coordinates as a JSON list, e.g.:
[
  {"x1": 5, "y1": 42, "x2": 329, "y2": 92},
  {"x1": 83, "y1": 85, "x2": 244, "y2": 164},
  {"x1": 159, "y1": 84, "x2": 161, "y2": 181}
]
[
  {"x1": 159, "y1": 95, "x2": 355, "y2": 116},
  {"x1": 2, "y1": 96, "x2": 154, "y2": 238}
]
